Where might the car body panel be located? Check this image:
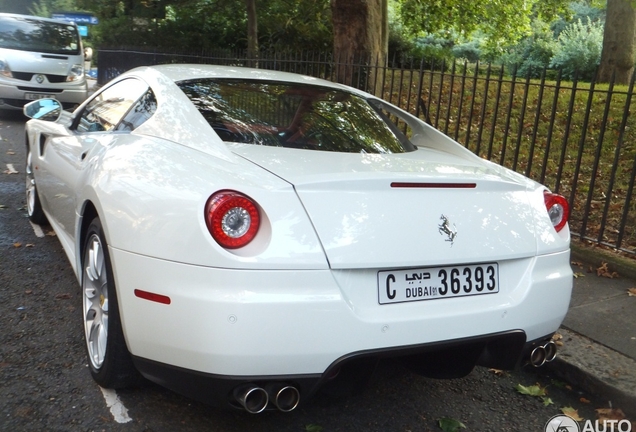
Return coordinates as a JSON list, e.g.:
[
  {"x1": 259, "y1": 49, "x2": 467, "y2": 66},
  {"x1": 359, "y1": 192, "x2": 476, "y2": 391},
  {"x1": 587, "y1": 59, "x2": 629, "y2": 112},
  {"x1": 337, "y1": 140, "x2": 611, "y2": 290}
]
[
  {"x1": 230, "y1": 144, "x2": 564, "y2": 268},
  {"x1": 111, "y1": 247, "x2": 571, "y2": 376}
]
